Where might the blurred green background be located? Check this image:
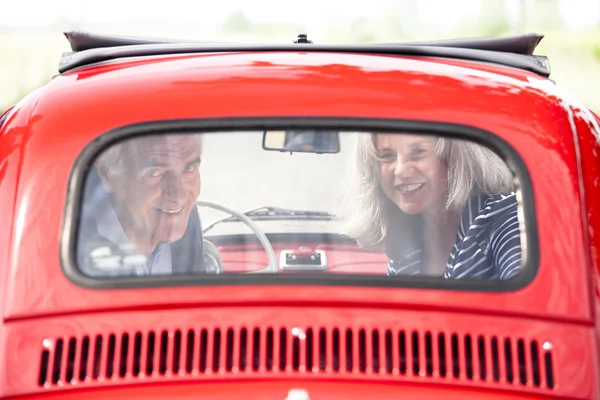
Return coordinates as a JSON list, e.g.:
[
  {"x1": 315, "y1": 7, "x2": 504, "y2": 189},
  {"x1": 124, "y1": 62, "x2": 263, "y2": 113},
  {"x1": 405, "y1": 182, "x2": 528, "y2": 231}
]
[{"x1": 1, "y1": 0, "x2": 599, "y2": 114}]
